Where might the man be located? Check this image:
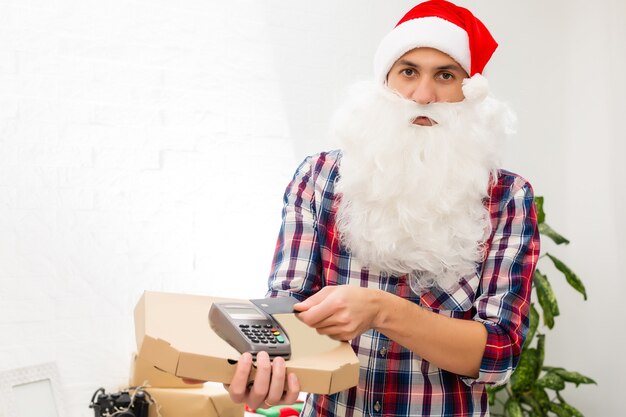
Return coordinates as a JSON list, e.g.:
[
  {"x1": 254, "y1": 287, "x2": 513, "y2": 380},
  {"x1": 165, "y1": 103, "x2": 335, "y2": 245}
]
[{"x1": 226, "y1": 1, "x2": 539, "y2": 416}]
